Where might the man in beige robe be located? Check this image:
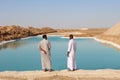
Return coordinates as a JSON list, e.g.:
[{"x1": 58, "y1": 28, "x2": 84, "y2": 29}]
[{"x1": 38, "y1": 34, "x2": 52, "y2": 72}]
